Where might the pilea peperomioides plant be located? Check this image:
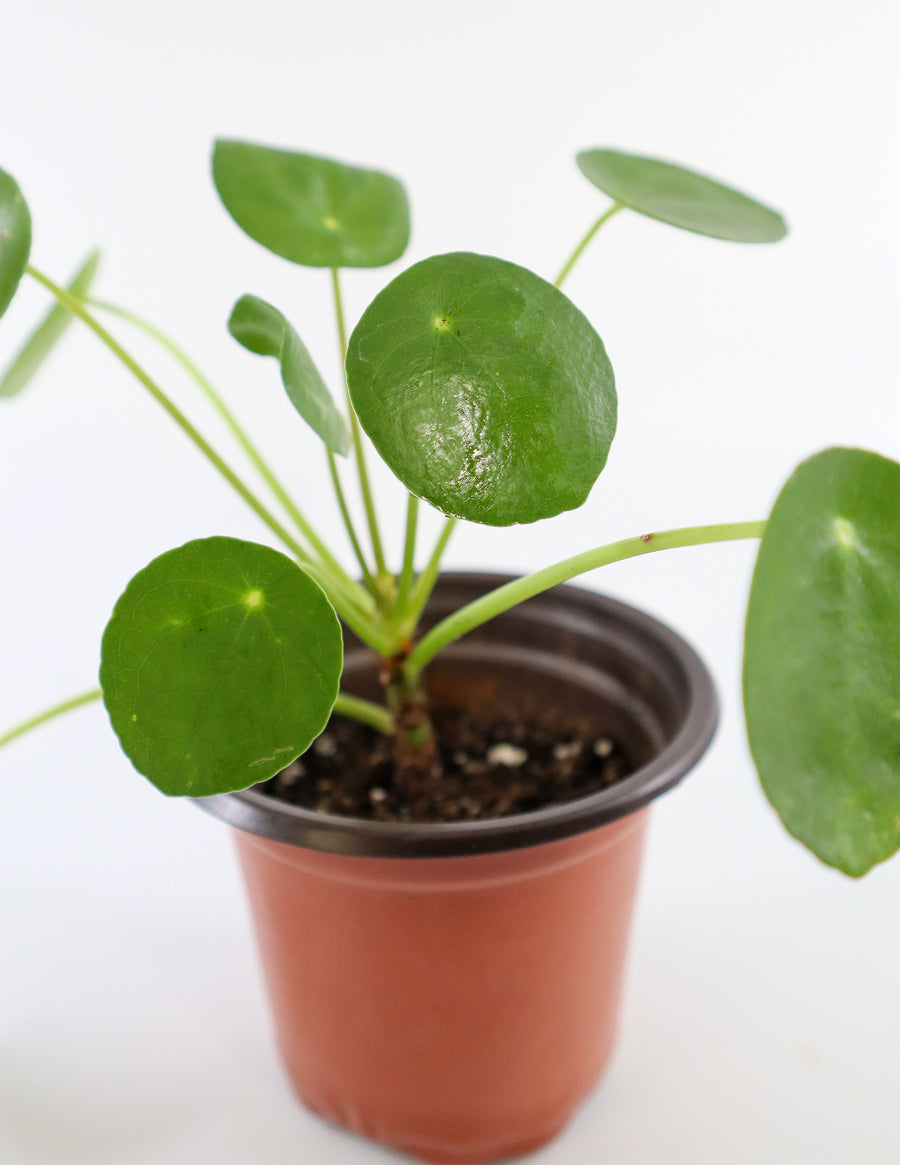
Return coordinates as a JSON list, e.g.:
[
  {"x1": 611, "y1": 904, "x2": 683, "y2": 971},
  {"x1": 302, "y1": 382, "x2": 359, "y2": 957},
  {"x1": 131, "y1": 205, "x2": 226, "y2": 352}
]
[{"x1": 1, "y1": 143, "x2": 898, "y2": 876}]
